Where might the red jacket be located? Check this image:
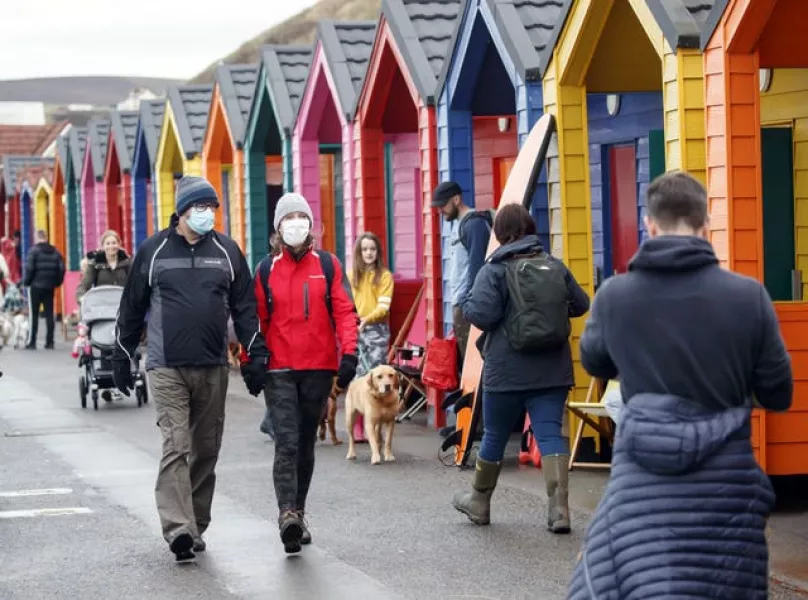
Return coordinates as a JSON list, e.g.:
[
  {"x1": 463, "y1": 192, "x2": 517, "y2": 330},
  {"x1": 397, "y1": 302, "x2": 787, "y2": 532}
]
[{"x1": 254, "y1": 248, "x2": 357, "y2": 371}]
